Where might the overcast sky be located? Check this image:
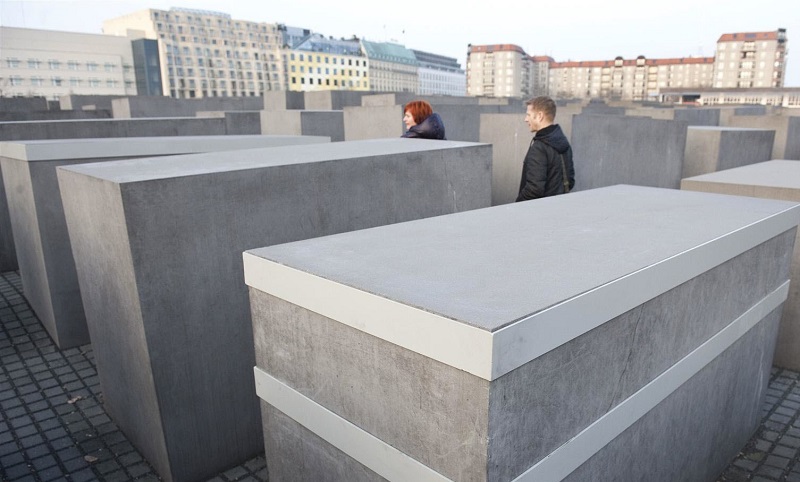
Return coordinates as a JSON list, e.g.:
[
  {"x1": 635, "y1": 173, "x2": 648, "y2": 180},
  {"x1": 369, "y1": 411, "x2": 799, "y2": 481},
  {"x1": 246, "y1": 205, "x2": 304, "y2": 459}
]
[{"x1": 2, "y1": 0, "x2": 798, "y2": 87}]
